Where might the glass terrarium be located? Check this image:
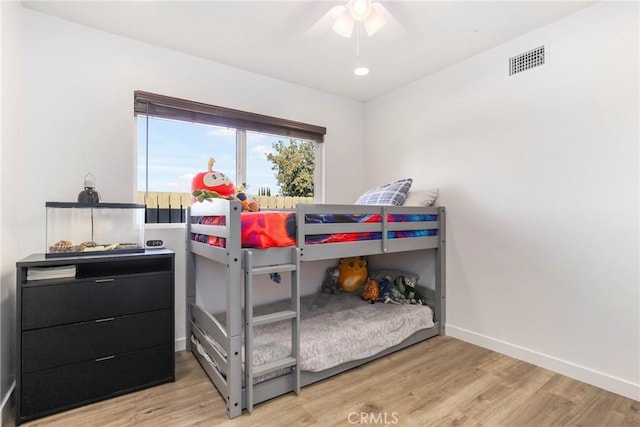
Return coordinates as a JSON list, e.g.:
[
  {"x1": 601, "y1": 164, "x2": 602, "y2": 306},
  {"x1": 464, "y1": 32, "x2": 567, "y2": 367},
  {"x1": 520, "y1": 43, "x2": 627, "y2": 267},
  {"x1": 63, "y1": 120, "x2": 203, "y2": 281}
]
[{"x1": 46, "y1": 202, "x2": 145, "y2": 258}]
